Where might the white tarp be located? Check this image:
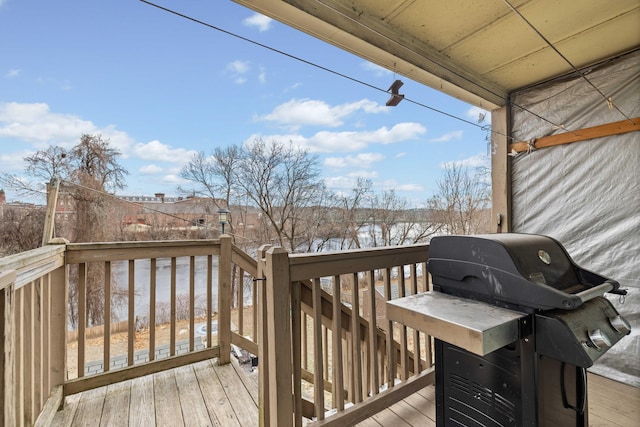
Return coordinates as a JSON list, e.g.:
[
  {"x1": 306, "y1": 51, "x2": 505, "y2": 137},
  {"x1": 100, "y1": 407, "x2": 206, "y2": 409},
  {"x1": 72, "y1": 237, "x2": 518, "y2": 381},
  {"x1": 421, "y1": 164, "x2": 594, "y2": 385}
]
[{"x1": 510, "y1": 50, "x2": 640, "y2": 387}]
